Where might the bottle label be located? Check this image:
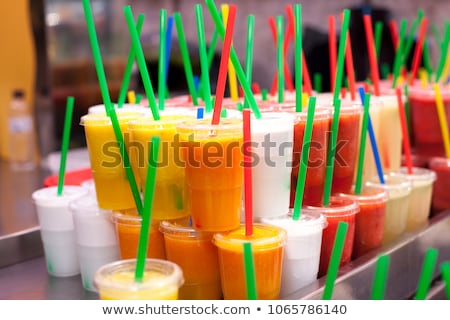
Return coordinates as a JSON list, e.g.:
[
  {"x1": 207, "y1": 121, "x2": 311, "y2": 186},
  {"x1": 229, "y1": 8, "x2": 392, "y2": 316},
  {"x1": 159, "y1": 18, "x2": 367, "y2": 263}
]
[{"x1": 9, "y1": 116, "x2": 32, "y2": 133}]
